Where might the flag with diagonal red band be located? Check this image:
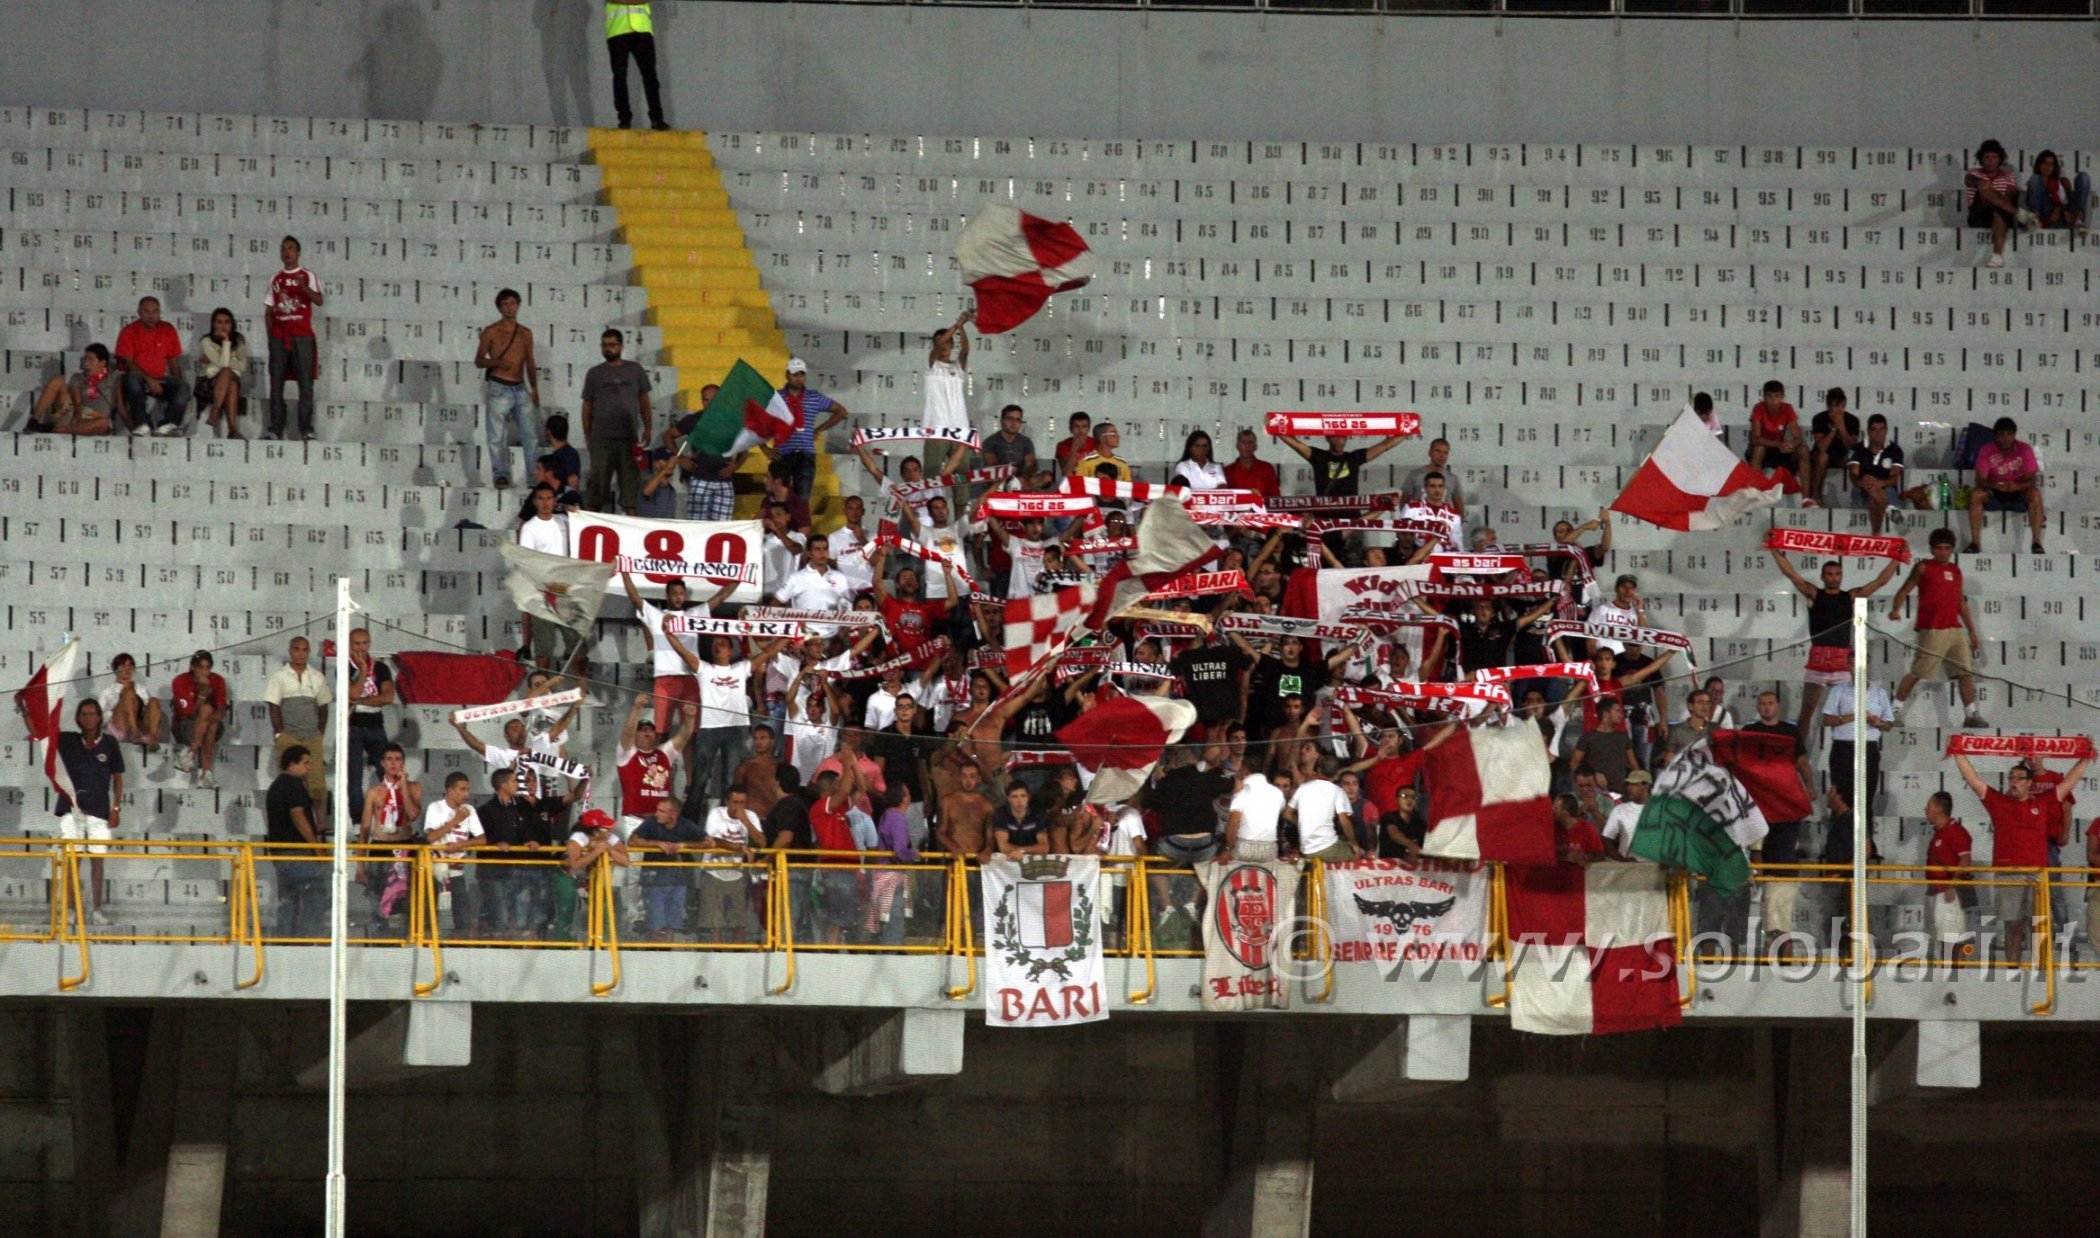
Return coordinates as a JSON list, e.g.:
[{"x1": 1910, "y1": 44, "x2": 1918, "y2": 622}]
[{"x1": 957, "y1": 205, "x2": 1096, "y2": 334}]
